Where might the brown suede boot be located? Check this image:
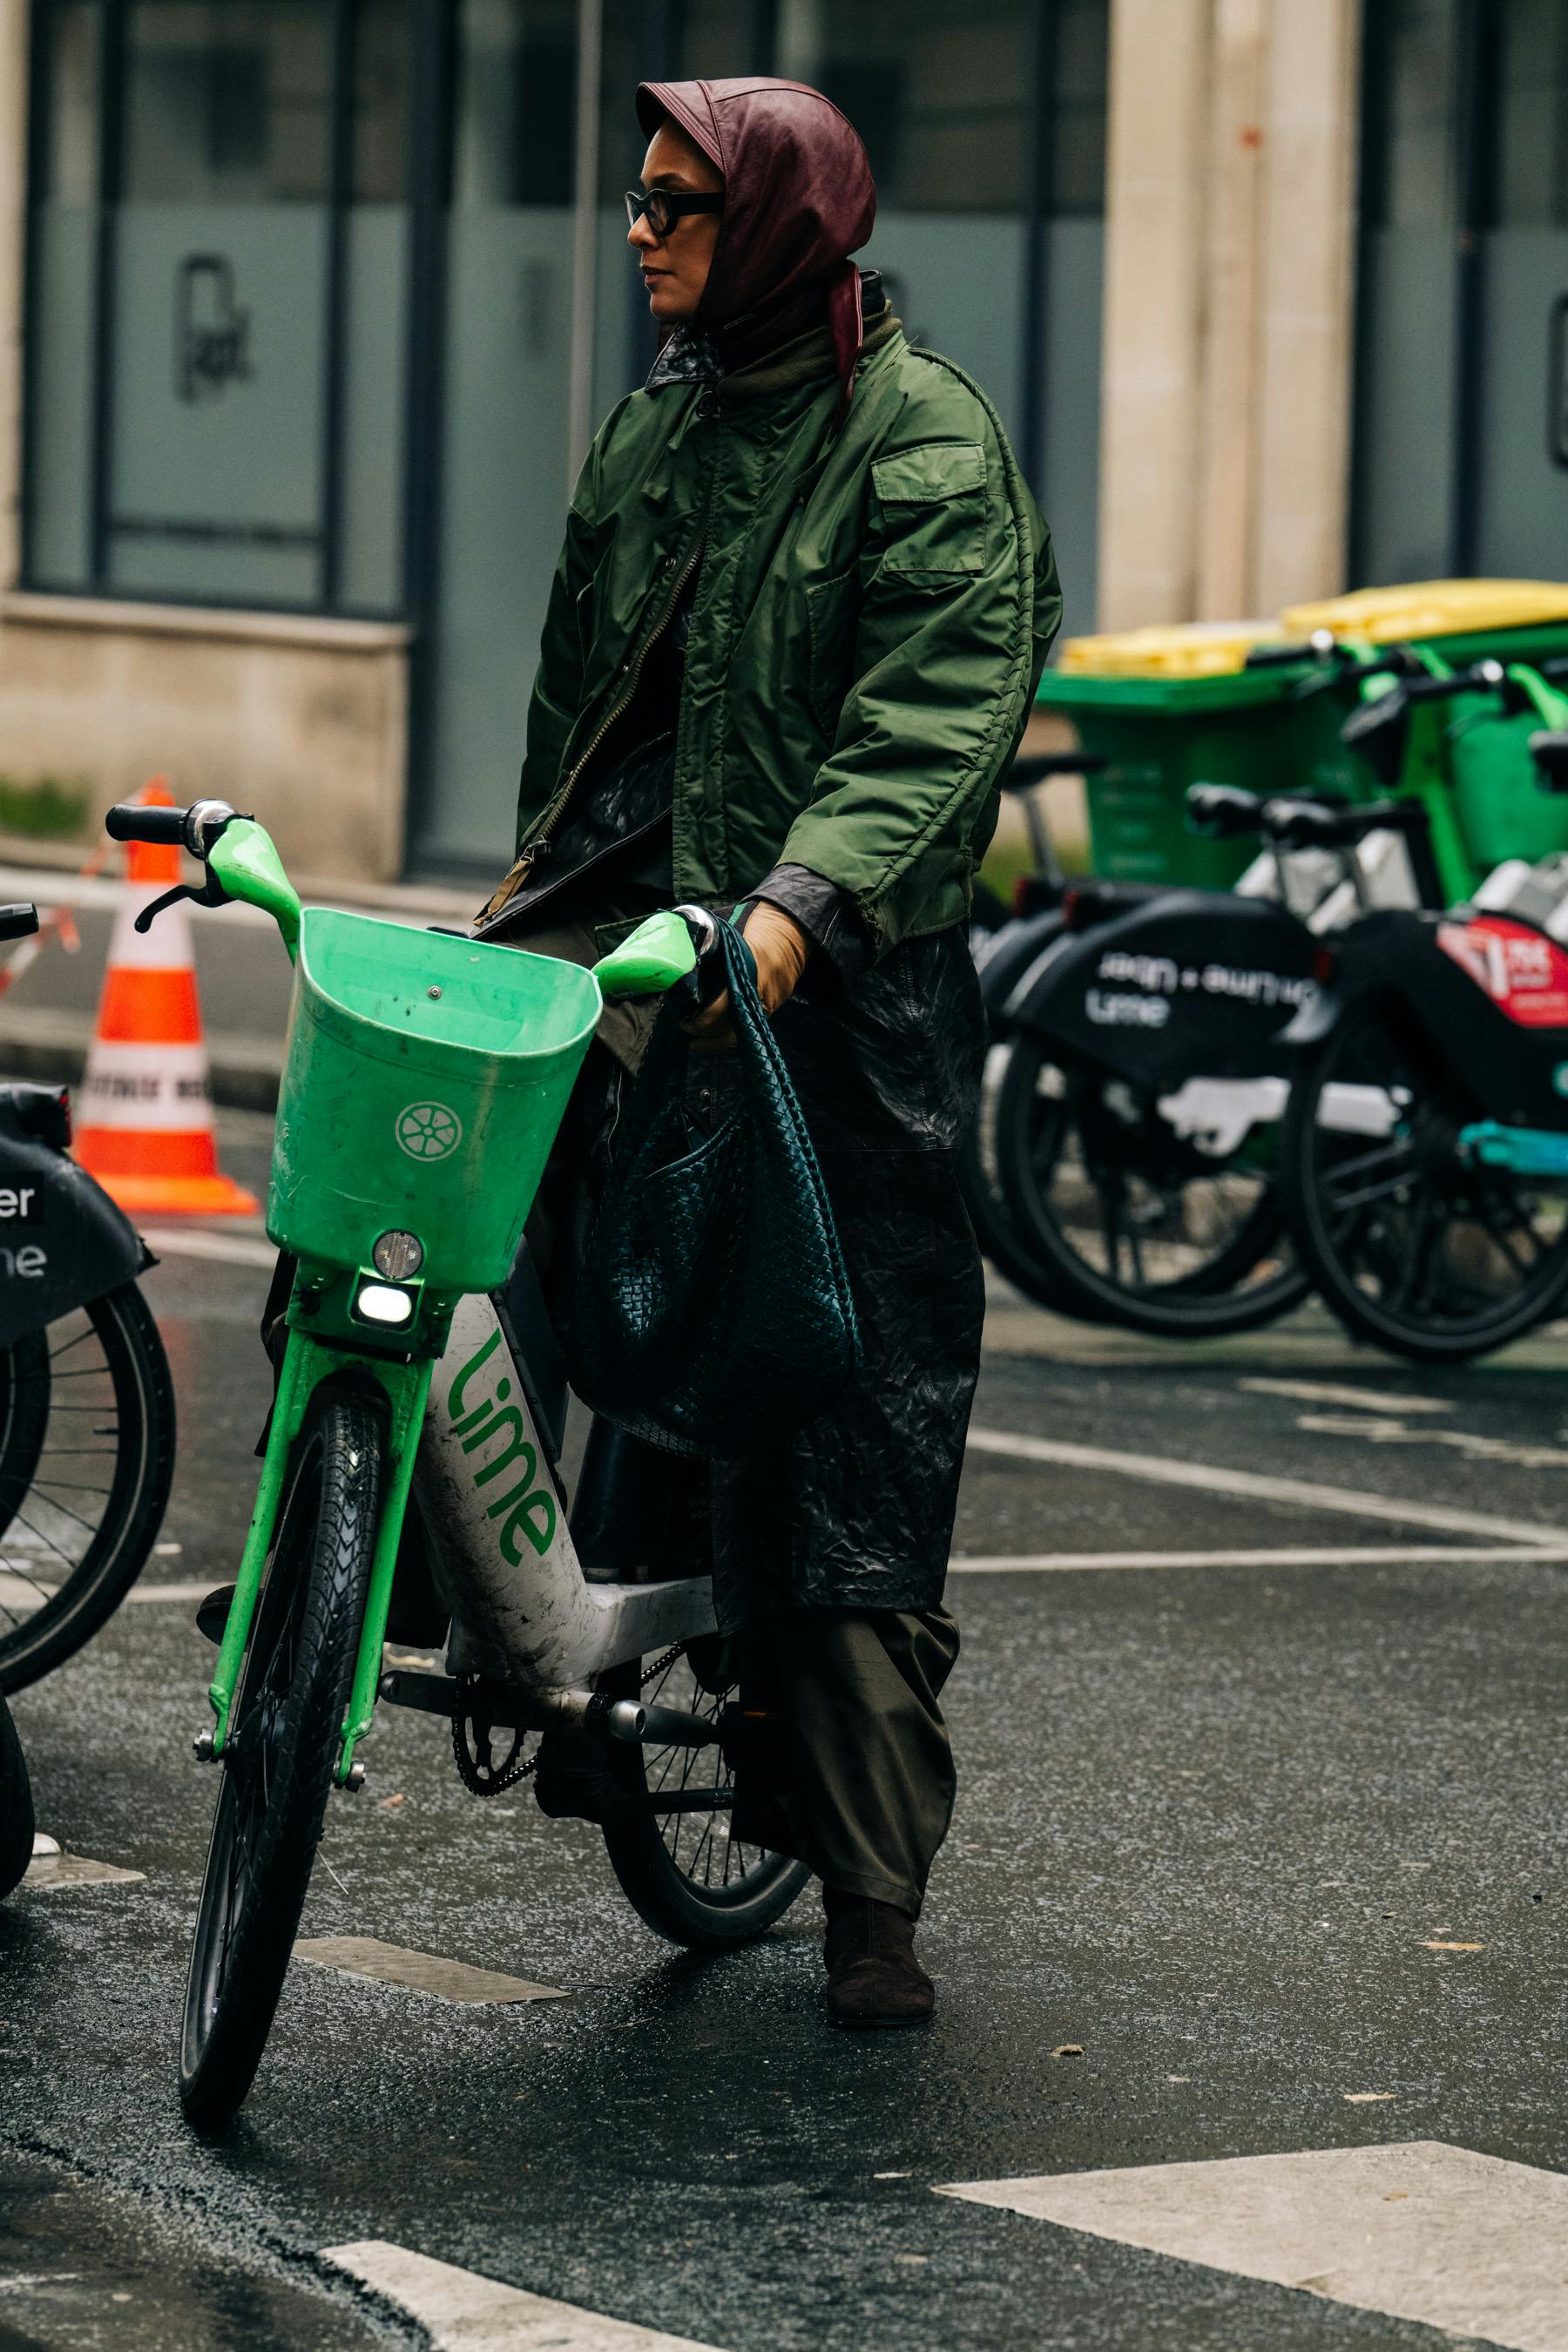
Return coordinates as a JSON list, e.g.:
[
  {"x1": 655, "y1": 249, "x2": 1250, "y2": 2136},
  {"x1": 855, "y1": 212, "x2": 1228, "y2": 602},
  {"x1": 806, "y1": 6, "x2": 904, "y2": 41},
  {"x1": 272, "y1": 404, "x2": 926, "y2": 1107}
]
[{"x1": 822, "y1": 1887, "x2": 935, "y2": 2027}]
